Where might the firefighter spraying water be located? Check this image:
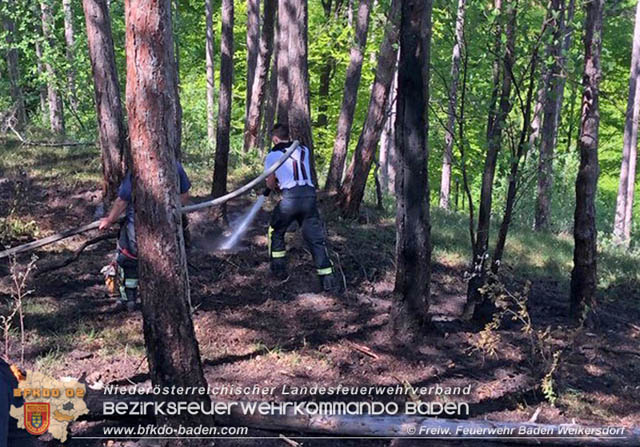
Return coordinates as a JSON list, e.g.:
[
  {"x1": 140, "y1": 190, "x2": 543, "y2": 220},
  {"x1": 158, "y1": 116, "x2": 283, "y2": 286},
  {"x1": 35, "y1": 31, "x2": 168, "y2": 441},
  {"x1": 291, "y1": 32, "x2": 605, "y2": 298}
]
[{"x1": 217, "y1": 194, "x2": 266, "y2": 251}]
